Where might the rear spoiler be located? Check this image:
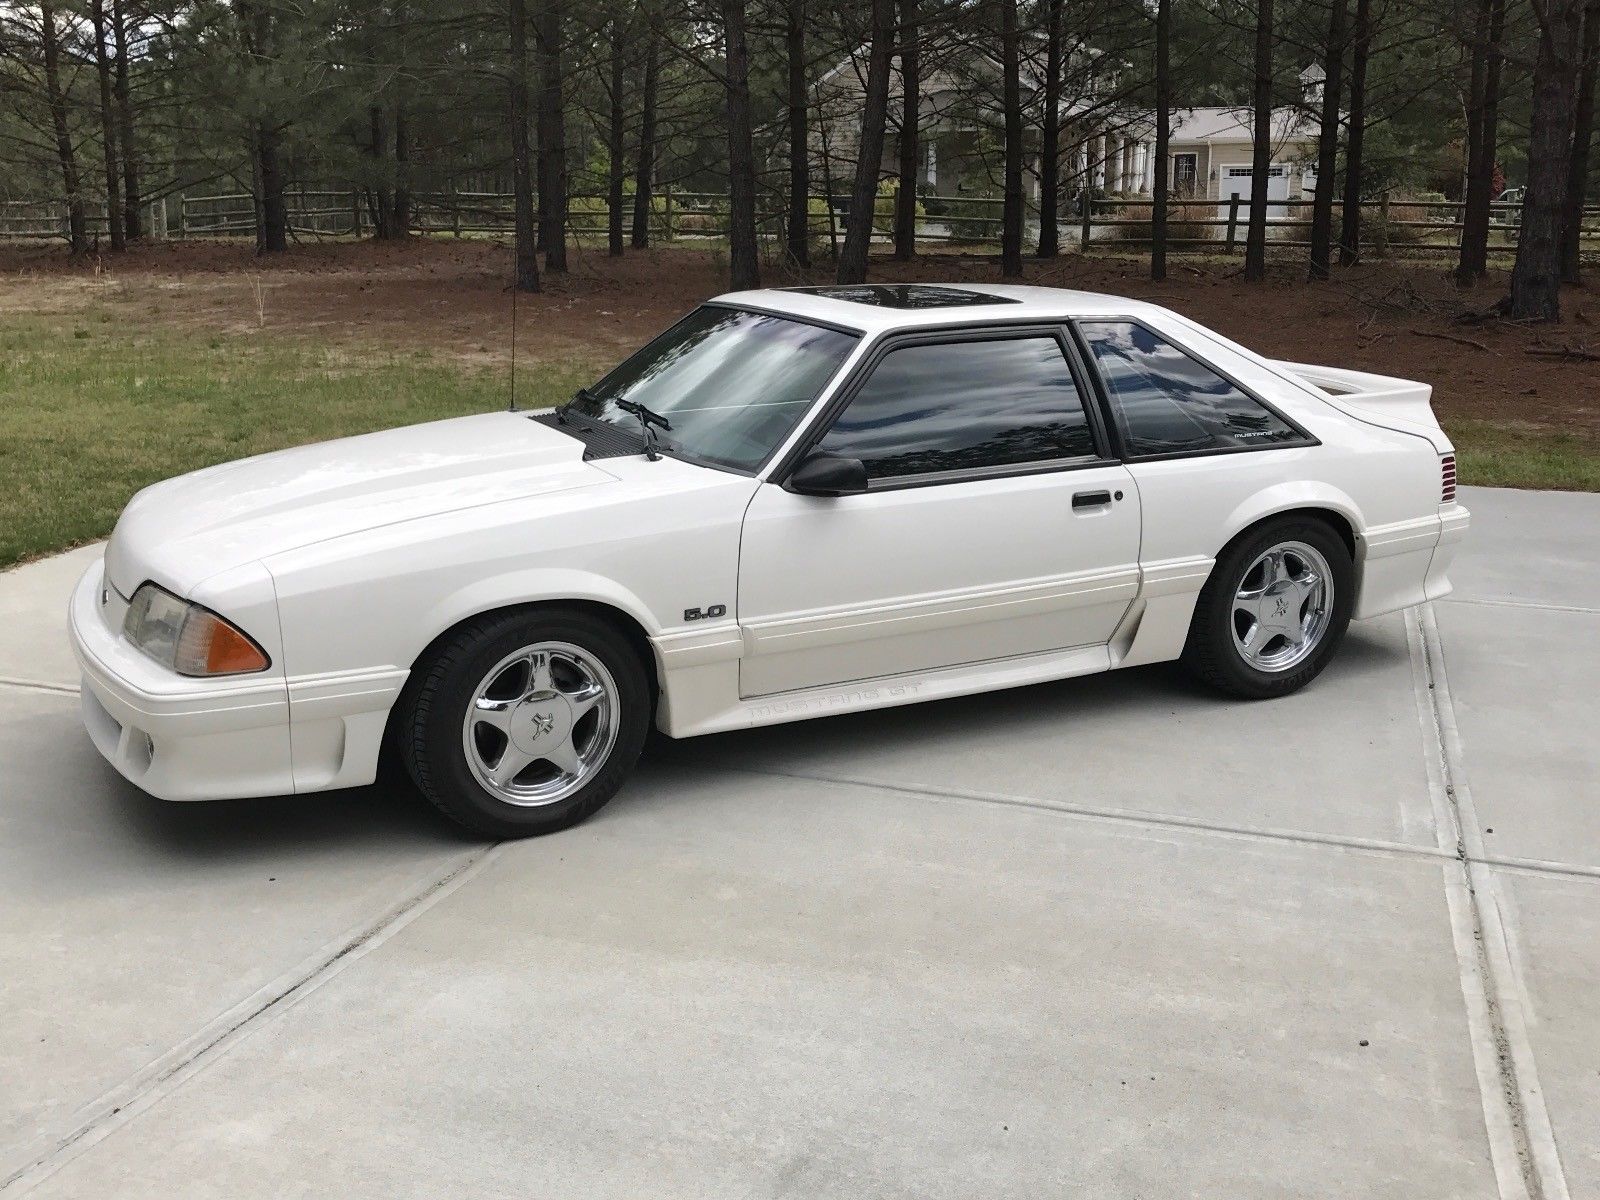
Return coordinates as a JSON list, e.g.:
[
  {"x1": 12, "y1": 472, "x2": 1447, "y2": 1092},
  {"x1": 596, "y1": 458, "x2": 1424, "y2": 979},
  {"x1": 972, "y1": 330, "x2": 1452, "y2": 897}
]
[{"x1": 1273, "y1": 360, "x2": 1452, "y2": 452}]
